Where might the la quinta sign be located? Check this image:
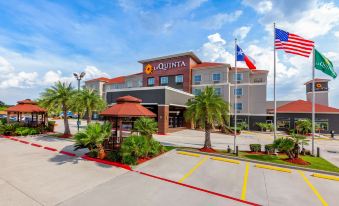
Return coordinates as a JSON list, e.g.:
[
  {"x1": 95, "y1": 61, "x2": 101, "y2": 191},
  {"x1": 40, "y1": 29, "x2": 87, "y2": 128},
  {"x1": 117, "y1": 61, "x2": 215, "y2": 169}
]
[{"x1": 144, "y1": 60, "x2": 186, "y2": 73}]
